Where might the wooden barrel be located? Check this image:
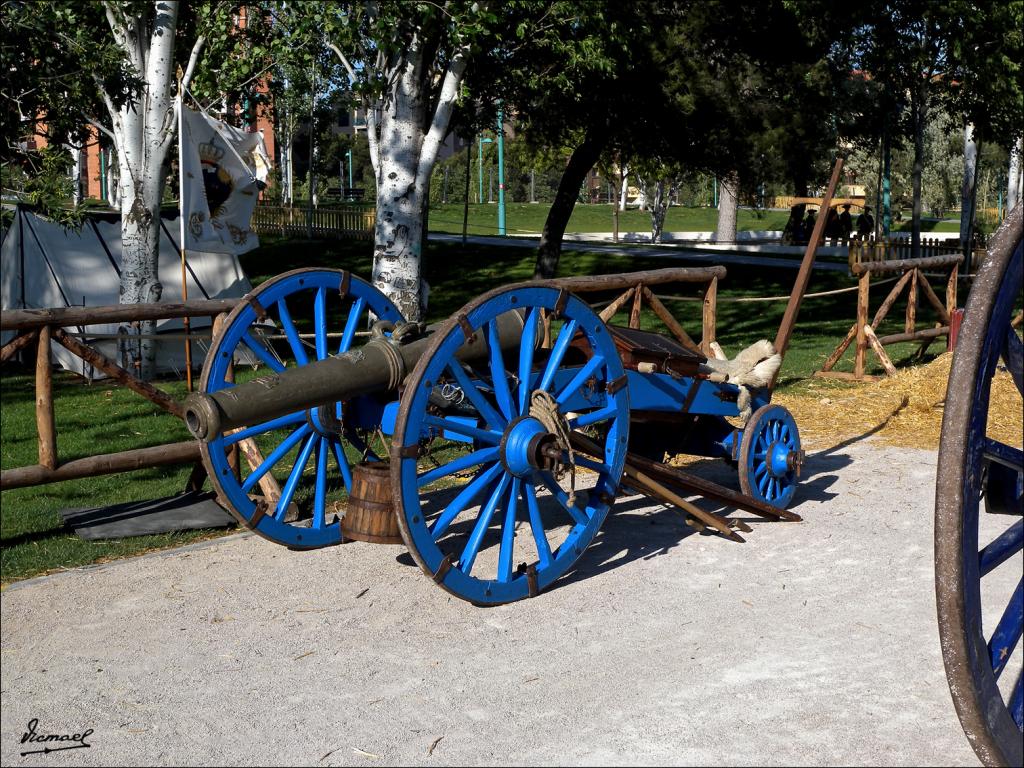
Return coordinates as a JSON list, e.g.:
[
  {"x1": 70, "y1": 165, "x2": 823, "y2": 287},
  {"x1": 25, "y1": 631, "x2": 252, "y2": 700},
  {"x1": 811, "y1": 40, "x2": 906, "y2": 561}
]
[{"x1": 341, "y1": 461, "x2": 403, "y2": 544}]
